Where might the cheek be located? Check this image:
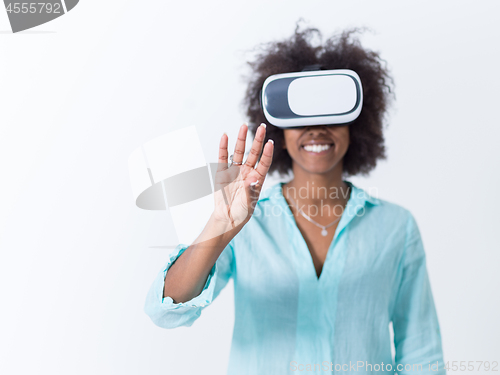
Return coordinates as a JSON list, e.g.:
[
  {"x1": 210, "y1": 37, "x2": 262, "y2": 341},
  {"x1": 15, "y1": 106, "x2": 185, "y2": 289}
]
[
  {"x1": 337, "y1": 128, "x2": 350, "y2": 150},
  {"x1": 344, "y1": 133, "x2": 350, "y2": 149},
  {"x1": 327, "y1": 128, "x2": 350, "y2": 161},
  {"x1": 283, "y1": 131, "x2": 299, "y2": 150}
]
